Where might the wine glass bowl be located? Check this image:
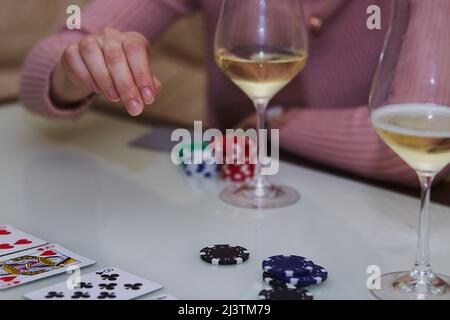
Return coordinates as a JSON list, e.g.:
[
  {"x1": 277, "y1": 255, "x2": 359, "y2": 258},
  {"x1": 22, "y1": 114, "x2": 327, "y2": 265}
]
[
  {"x1": 214, "y1": 0, "x2": 308, "y2": 209},
  {"x1": 369, "y1": 0, "x2": 450, "y2": 300},
  {"x1": 215, "y1": 47, "x2": 307, "y2": 106}
]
